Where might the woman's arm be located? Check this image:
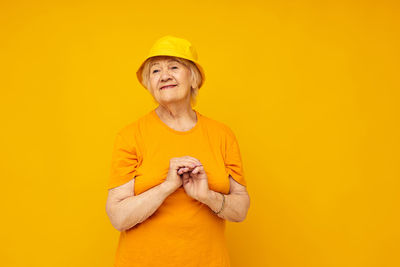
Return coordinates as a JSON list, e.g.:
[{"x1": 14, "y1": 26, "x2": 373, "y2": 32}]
[
  {"x1": 106, "y1": 179, "x2": 176, "y2": 231},
  {"x1": 201, "y1": 176, "x2": 250, "y2": 222}
]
